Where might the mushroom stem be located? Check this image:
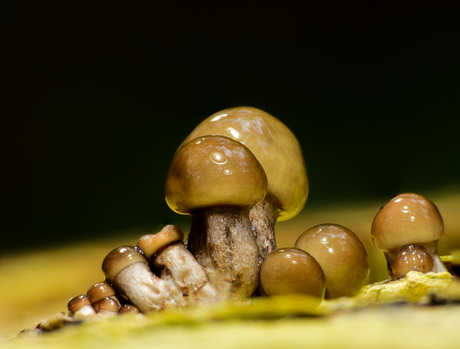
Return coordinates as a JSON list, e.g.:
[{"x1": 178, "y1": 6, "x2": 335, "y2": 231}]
[
  {"x1": 249, "y1": 194, "x2": 280, "y2": 260},
  {"x1": 153, "y1": 241, "x2": 217, "y2": 305},
  {"x1": 103, "y1": 246, "x2": 185, "y2": 313},
  {"x1": 187, "y1": 206, "x2": 260, "y2": 301}
]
